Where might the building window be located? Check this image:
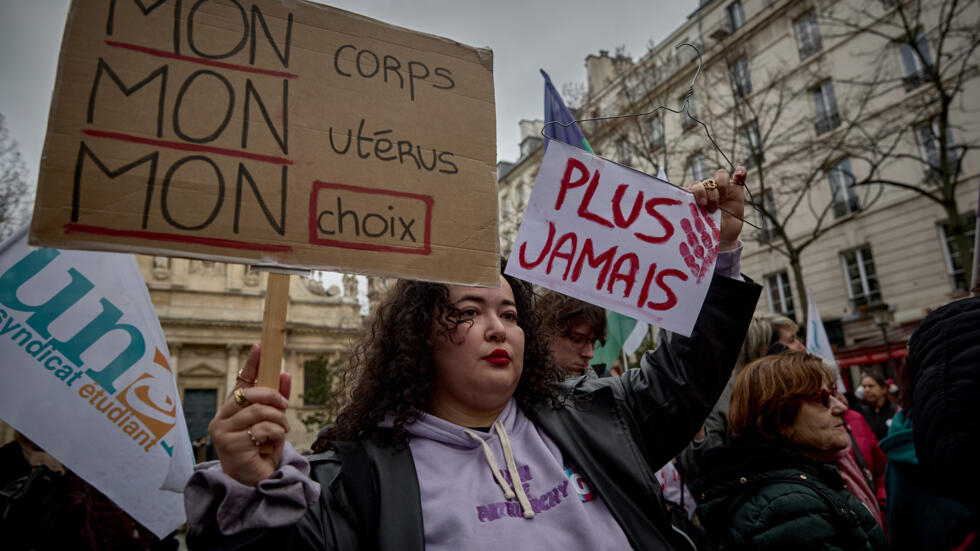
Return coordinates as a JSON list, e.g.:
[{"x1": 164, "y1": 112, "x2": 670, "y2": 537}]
[
  {"x1": 516, "y1": 181, "x2": 528, "y2": 209},
  {"x1": 795, "y1": 11, "x2": 823, "y2": 60},
  {"x1": 757, "y1": 189, "x2": 777, "y2": 242},
  {"x1": 727, "y1": 1, "x2": 746, "y2": 32},
  {"x1": 812, "y1": 80, "x2": 840, "y2": 135},
  {"x1": 841, "y1": 245, "x2": 882, "y2": 309},
  {"x1": 916, "y1": 118, "x2": 958, "y2": 182},
  {"x1": 741, "y1": 120, "x2": 764, "y2": 168},
  {"x1": 764, "y1": 271, "x2": 796, "y2": 319},
  {"x1": 684, "y1": 94, "x2": 699, "y2": 130},
  {"x1": 939, "y1": 213, "x2": 977, "y2": 291},
  {"x1": 303, "y1": 356, "x2": 329, "y2": 406},
  {"x1": 649, "y1": 116, "x2": 664, "y2": 150},
  {"x1": 899, "y1": 30, "x2": 932, "y2": 91},
  {"x1": 617, "y1": 138, "x2": 631, "y2": 164},
  {"x1": 730, "y1": 56, "x2": 752, "y2": 98},
  {"x1": 828, "y1": 158, "x2": 860, "y2": 218},
  {"x1": 689, "y1": 153, "x2": 708, "y2": 182},
  {"x1": 823, "y1": 318, "x2": 846, "y2": 350}
]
